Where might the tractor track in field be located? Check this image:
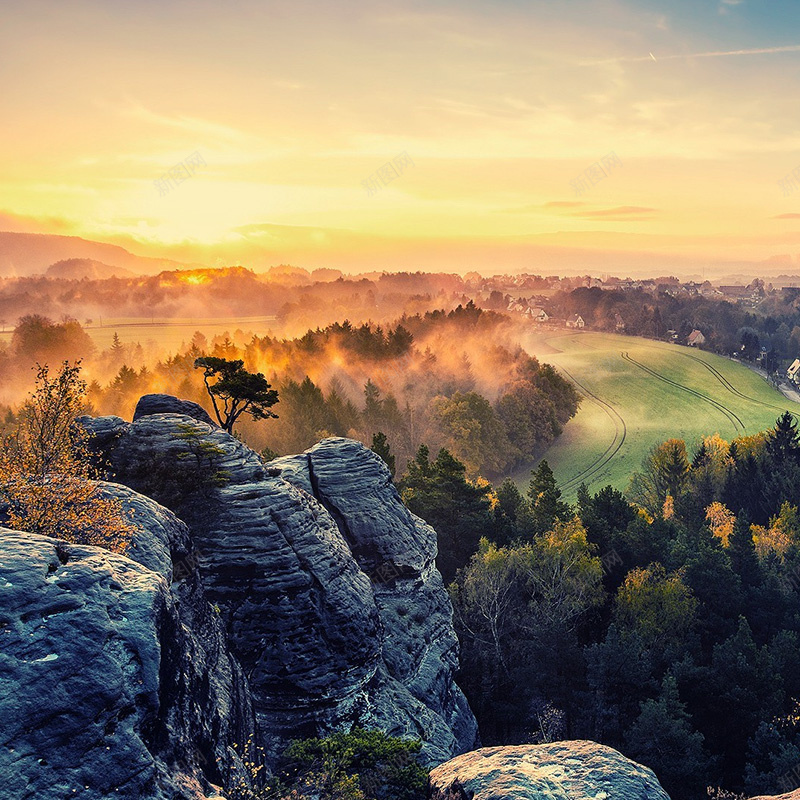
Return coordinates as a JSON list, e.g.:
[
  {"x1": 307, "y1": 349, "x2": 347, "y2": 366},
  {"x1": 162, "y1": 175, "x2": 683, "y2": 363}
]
[
  {"x1": 556, "y1": 364, "x2": 628, "y2": 492},
  {"x1": 678, "y1": 350, "x2": 798, "y2": 420},
  {"x1": 620, "y1": 351, "x2": 746, "y2": 434}
]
